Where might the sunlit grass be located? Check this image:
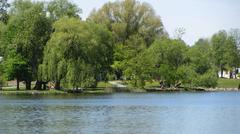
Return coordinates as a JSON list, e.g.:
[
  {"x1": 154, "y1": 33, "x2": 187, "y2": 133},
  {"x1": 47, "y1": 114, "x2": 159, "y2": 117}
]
[
  {"x1": 217, "y1": 78, "x2": 240, "y2": 88},
  {"x1": 97, "y1": 81, "x2": 113, "y2": 88},
  {"x1": 0, "y1": 89, "x2": 67, "y2": 95},
  {"x1": 144, "y1": 81, "x2": 160, "y2": 88}
]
